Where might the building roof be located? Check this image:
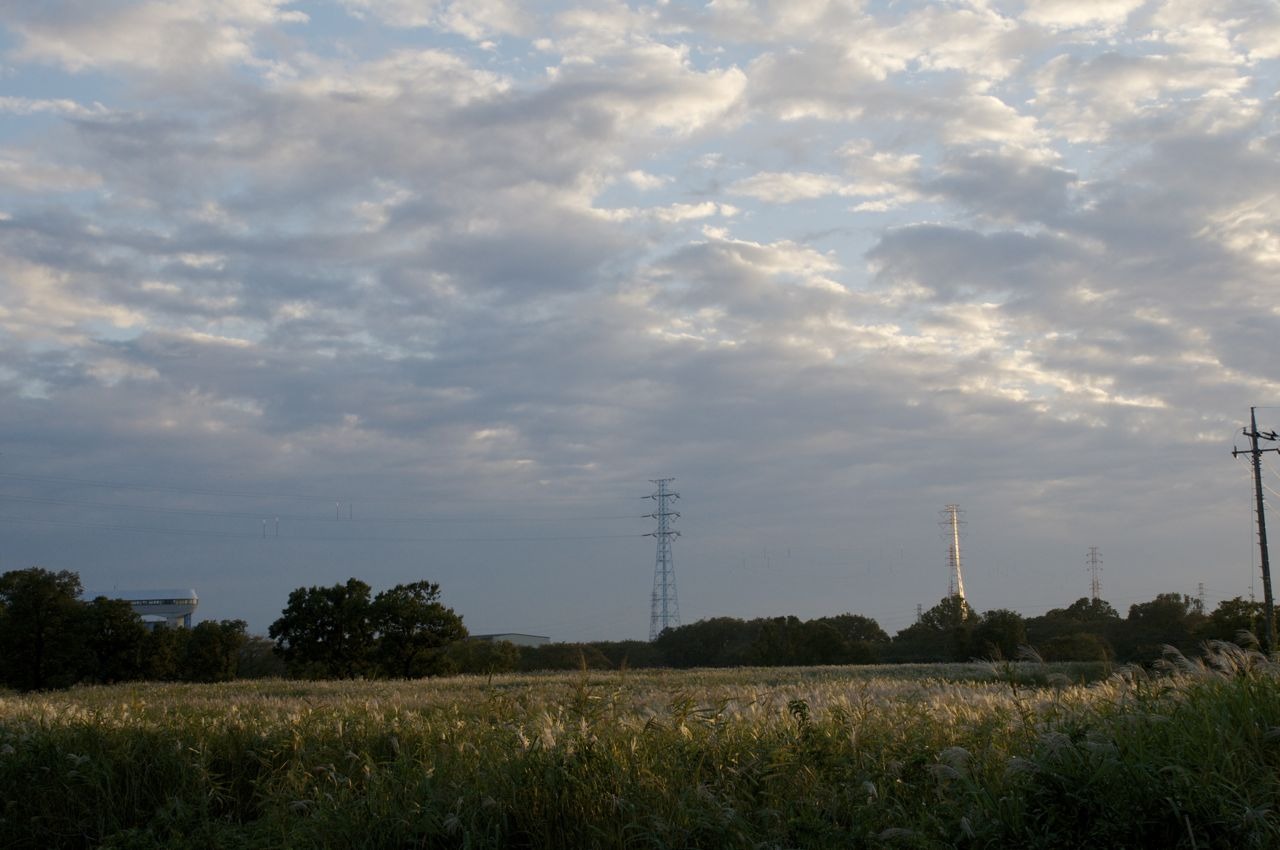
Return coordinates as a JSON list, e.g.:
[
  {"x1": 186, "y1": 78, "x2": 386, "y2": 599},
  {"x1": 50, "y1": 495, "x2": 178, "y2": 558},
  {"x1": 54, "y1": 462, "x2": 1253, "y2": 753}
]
[{"x1": 83, "y1": 588, "x2": 199, "y2": 602}]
